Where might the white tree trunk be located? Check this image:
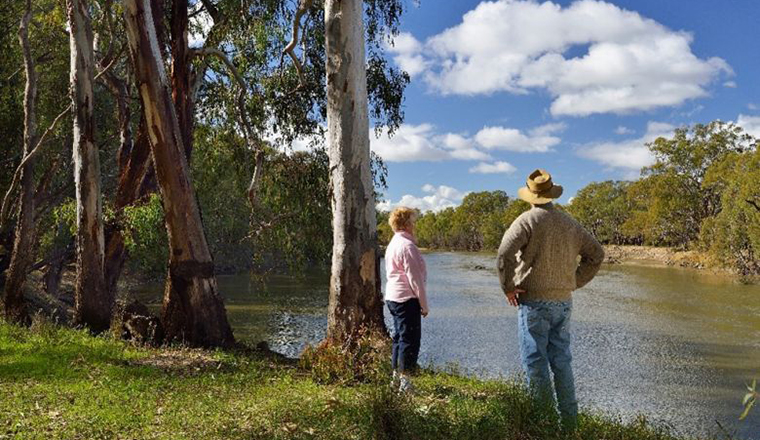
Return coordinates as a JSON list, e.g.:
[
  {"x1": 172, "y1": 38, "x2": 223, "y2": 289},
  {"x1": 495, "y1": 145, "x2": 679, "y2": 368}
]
[
  {"x1": 67, "y1": 0, "x2": 110, "y2": 331},
  {"x1": 325, "y1": 0, "x2": 385, "y2": 340}
]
